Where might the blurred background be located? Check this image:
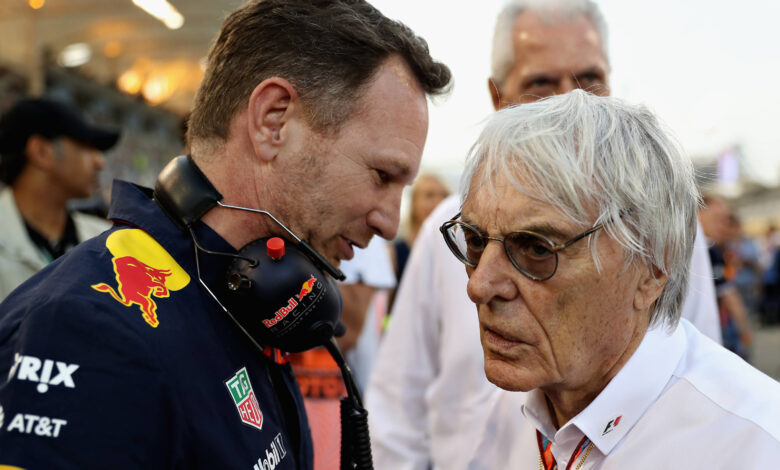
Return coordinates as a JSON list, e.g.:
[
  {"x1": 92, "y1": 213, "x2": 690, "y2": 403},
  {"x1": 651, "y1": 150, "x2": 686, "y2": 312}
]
[
  {"x1": 1, "y1": 0, "x2": 778, "y2": 374},
  {"x1": 1, "y1": 0, "x2": 777, "y2": 230}
]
